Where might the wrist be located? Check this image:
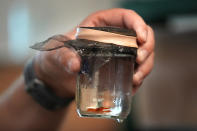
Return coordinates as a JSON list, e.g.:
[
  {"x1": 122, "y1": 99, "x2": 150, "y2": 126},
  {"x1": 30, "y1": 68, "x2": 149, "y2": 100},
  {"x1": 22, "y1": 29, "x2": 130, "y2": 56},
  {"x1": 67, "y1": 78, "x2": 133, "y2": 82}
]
[{"x1": 24, "y1": 58, "x2": 74, "y2": 110}]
